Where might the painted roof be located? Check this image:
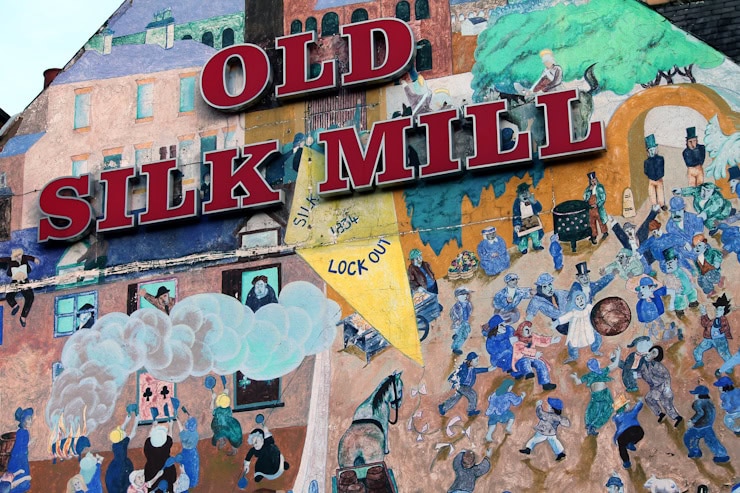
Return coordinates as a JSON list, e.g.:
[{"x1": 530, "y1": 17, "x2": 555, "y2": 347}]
[
  {"x1": 108, "y1": 0, "x2": 244, "y2": 37},
  {"x1": 0, "y1": 132, "x2": 45, "y2": 159},
  {"x1": 52, "y1": 41, "x2": 217, "y2": 85}
]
